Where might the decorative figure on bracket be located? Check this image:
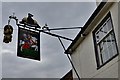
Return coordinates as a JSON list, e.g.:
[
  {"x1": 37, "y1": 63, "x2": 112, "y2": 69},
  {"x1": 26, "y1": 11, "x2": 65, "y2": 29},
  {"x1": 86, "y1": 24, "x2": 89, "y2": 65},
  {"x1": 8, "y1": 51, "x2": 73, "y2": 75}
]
[
  {"x1": 42, "y1": 23, "x2": 49, "y2": 31},
  {"x1": 19, "y1": 13, "x2": 41, "y2": 29},
  {"x1": 3, "y1": 25, "x2": 13, "y2": 43}
]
